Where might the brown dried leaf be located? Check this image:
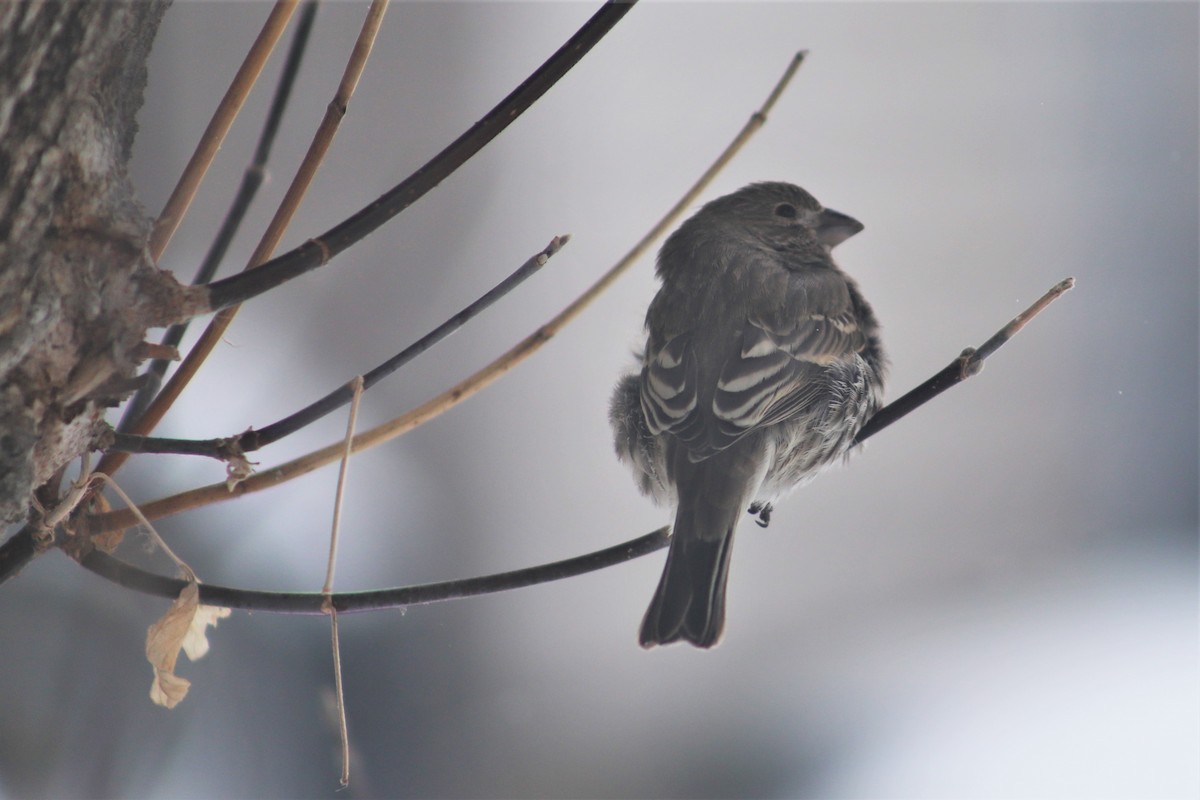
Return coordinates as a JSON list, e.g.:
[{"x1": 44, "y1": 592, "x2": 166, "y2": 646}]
[
  {"x1": 146, "y1": 582, "x2": 198, "y2": 708},
  {"x1": 183, "y1": 603, "x2": 231, "y2": 660},
  {"x1": 151, "y1": 669, "x2": 191, "y2": 709},
  {"x1": 223, "y1": 432, "x2": 256, "y2": 491},
  {"x1": 145, "y1": 583, "x2": 231, "y2": 708}
]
